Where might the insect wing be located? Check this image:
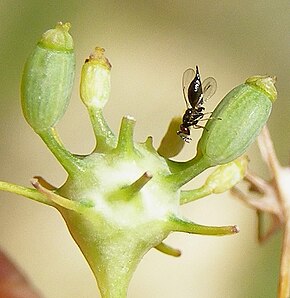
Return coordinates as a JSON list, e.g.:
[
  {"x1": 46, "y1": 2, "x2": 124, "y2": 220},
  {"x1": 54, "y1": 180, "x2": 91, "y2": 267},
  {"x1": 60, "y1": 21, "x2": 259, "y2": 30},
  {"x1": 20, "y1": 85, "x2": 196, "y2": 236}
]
[
  {"x1": 202, "y1": 77, "x2": 217, "y2": 103},
  {"x1": 182, "y1": 68, "x2": 195, "y2": 108},
  {"x1": 187, "y1": 66, "x2": 202, "y2": 107}
]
